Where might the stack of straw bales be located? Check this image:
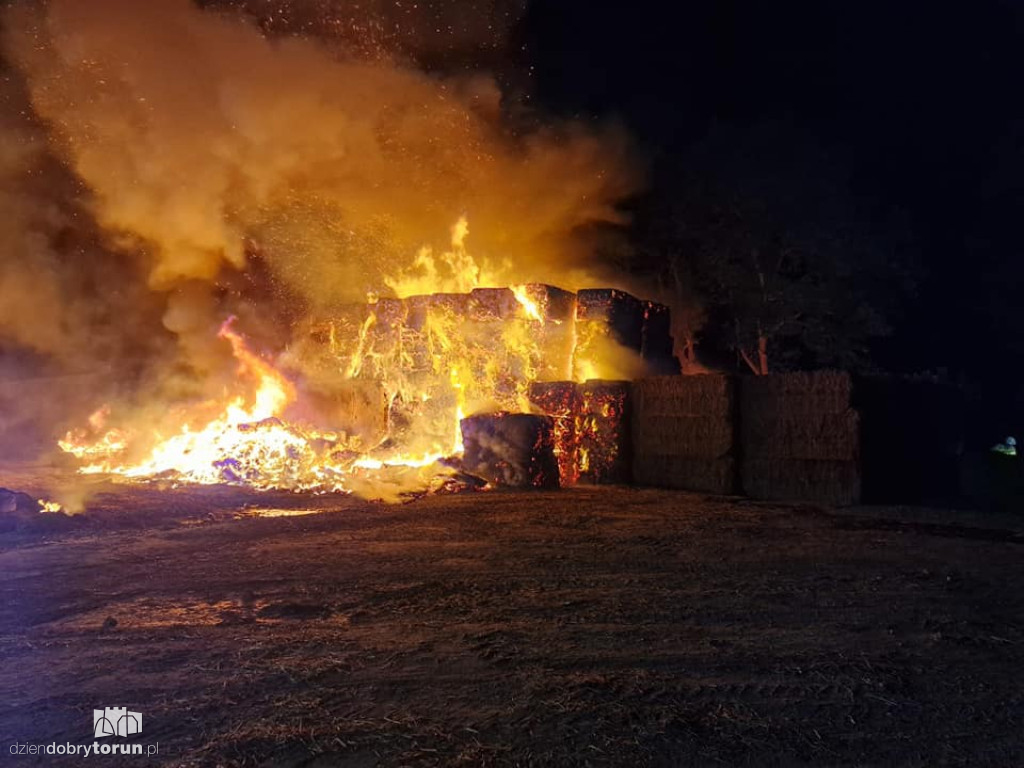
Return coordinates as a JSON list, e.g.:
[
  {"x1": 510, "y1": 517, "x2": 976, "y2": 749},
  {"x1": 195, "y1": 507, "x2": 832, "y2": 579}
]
[
  {"x1": 631, "y1": 375, "x2": 737, "y2": 494},
  {"x1": 740, "y1": 371, "x2": 861, "y2": 505}
]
